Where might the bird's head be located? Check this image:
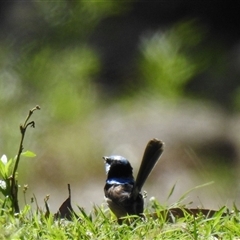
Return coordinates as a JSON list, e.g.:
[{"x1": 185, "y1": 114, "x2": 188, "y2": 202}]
[{"x1": 103, "y1": 155, "x2": 134, "y2": 182}]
